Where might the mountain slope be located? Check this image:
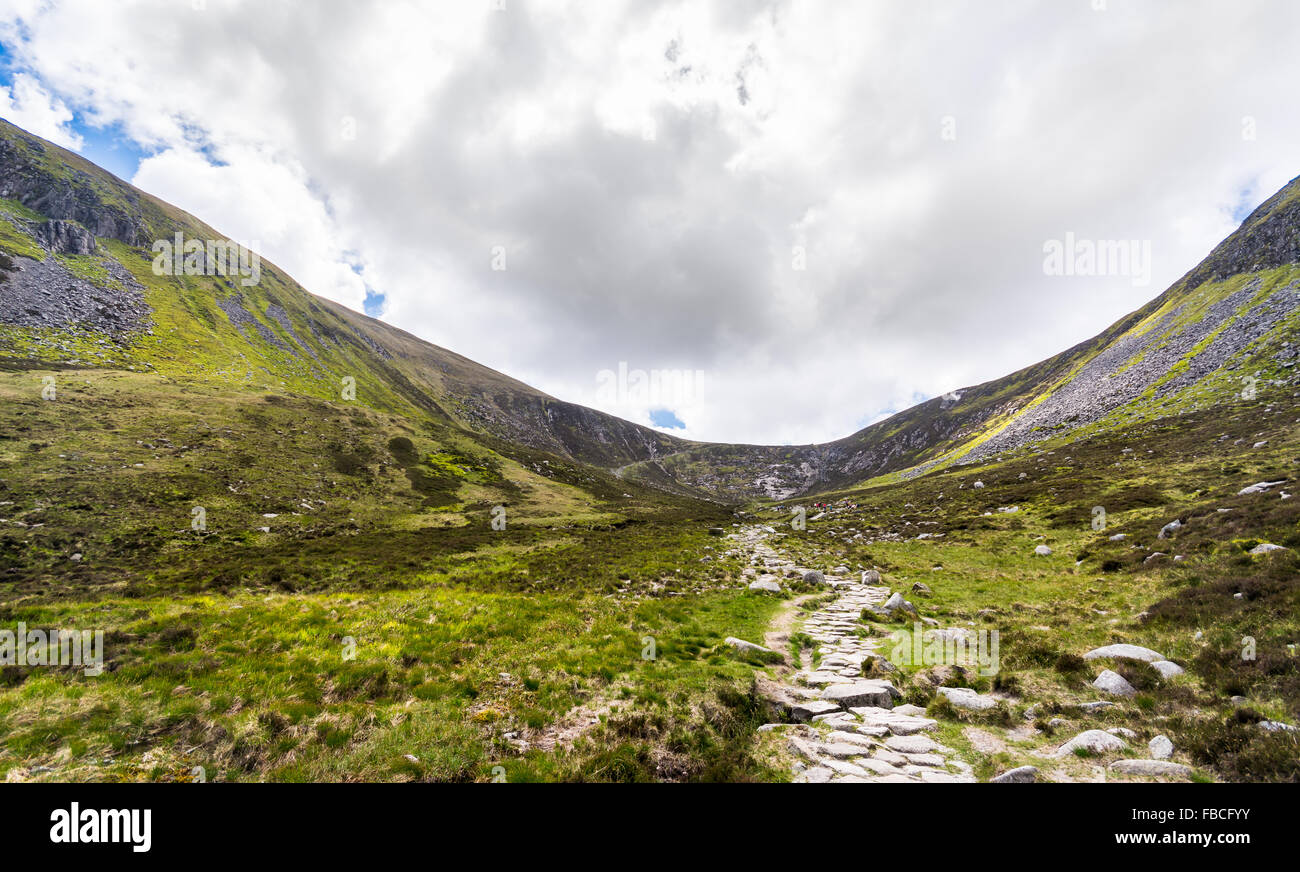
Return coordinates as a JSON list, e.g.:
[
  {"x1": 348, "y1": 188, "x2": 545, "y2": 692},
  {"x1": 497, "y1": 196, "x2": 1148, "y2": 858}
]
[
  {"x1": 0, "y1": 118, "x2": 696, "y2": 477},
  {"x1": 617, "y1": 178, "x2": 1300, "y2": 499},
  {"x1": 1, "y1": 113, "x2": 1298, "y2": 509}
]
